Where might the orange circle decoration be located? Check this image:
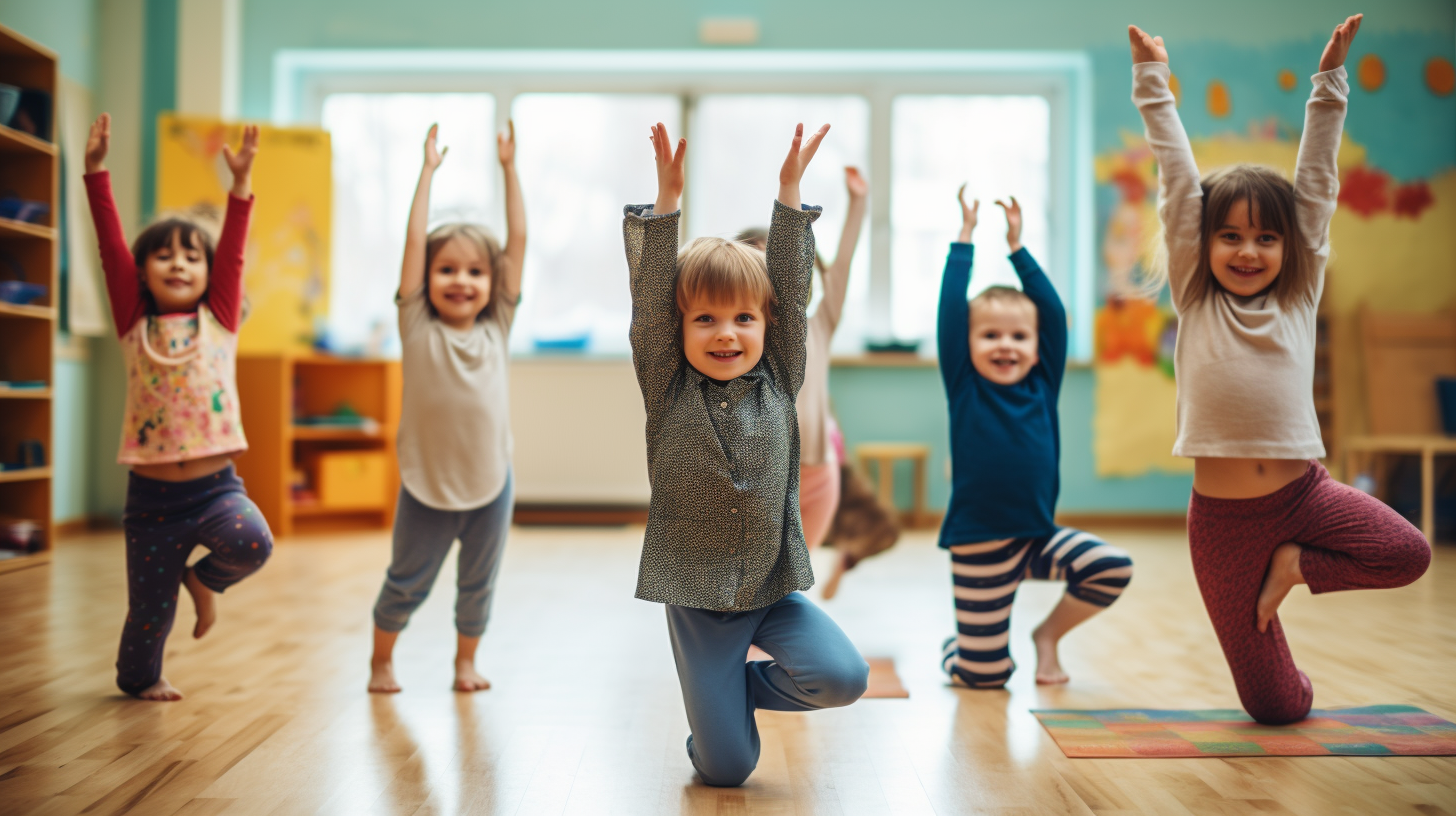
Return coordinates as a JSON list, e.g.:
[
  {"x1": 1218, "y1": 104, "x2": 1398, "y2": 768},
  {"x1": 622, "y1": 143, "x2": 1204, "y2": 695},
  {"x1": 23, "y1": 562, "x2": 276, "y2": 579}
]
[
  {"x1": 1168, "y1": 73, "x2": 1182, "y2": 107},
  {"x1": 1357, "y1": 54, "x2": 1385, "y2": 91},
  {"x1": 1427, "y1": 57, "x2": 1456, "y2": 96},
  {"x1": 1207, "y1": 80, "x2": 1231, "y2": 118},
  {"x1": 1278, "y1": 69, "x2": 1297, "y2": 91}
]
